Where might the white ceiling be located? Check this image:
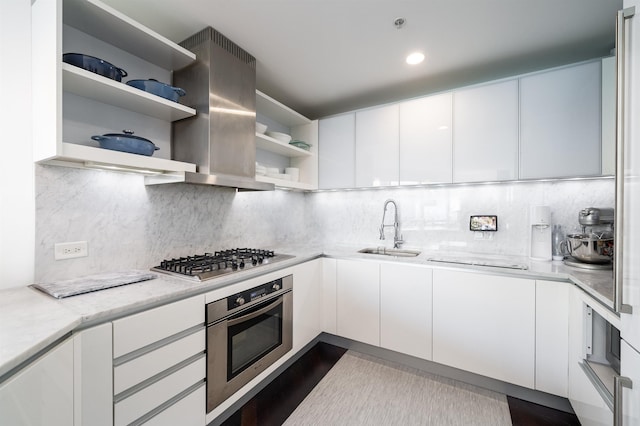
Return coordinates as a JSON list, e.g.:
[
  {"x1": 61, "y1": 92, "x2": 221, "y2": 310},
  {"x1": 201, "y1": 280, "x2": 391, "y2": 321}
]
[{"x1": 102, "y1": 0, "x2": 621, "y2": 119}]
